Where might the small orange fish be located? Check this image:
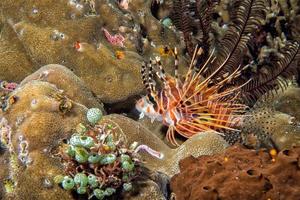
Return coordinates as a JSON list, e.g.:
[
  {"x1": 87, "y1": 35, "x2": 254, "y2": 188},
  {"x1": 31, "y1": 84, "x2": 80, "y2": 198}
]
[
  {"x1": 269, "y1": 148, "x2": 277, "y2": 162},
  {"x1": 74, "y1": 41, "x2": 84, "y2": 52},
  {"x1": 158, "y1": 46, "x2": 174, "y2": 57},
  {"x1": 115, "y1": 50, "x2": 125, "y2": 59}
]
